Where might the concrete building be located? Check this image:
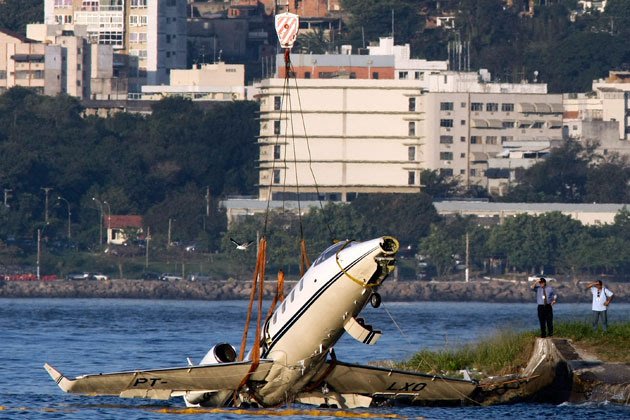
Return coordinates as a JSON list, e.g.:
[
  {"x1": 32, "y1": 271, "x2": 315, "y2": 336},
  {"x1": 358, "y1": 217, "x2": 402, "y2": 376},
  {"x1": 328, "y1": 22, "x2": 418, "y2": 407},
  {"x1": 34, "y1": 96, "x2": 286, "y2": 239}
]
[
  {"x1": 44, "y1": 0, "x2": 187, "y2": 89},
  {"x1": 25, "y1": 24, "x2": 126, "y2": 100},
  {"x1": 257, "y1": 77, "x2": 425, "y2": 202},
  {"x1": 563, "y1": 71, "x2": 630, "y2": 158},
  {"x1": 434, "y1": 201, "x2": 626, "y2": 226},
  {"x1": 140, "y1": 62, "x2": 246, "y2": 101},
  {"x1": 256, "y1": 71, "x2": 562, "y2": 201},
  {"x1": 277, "y1": 37, "x2": 448, "y2": 82},
  {"x1": 0, "y1": 29, "x2": 56, "y2": 95}
]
